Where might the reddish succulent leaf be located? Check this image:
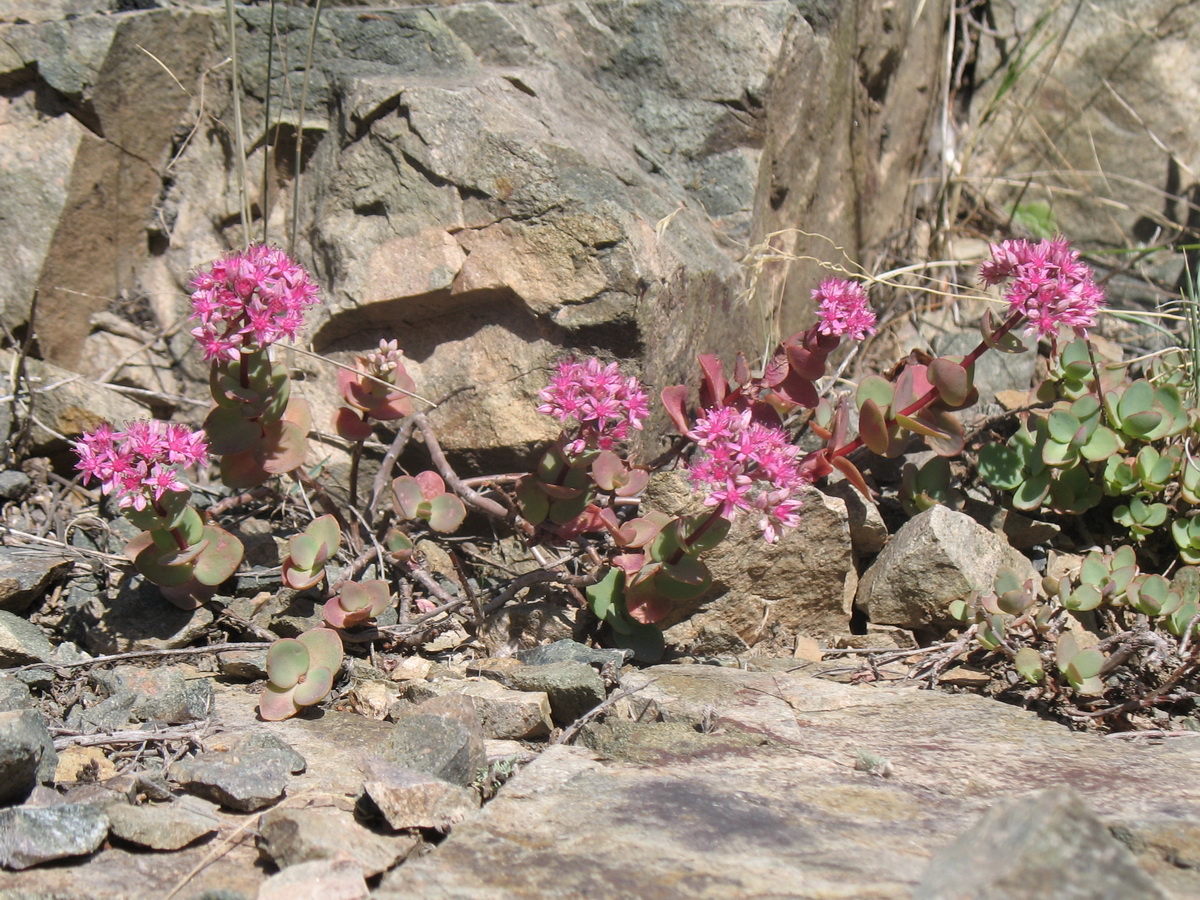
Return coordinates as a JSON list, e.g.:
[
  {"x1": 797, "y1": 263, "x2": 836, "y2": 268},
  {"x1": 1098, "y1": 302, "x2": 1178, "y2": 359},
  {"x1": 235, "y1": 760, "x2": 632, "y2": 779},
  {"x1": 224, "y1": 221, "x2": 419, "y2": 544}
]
[
  {"x1": 193, "y1": 525, "x2": 244, "y2": 586},
  {"x1": 625, "y1": 576, "x2": 672, "y2": 625},
  {"x1": 257, "y1": 421, "x2": 307, "y2": 475},
  {"x1": 220, "y1": 448, "x2": 271, "y2": 489},
  {"x1": 156, "y1": 539, "x2": 209, "y2": 569},
  {"x1": 204, "y1": 405, "x2": 262, "y2": 455},
  {"x1": 733, "y1": 352, "x2": 750, "y2": 386},
  {"x1": 773, "y1": 370, "x2": 819, "y2": 409},
  {"x1": 333, "y1": 406, "x2": 373, "y2": 442},
  {"x1": 293, "y1": 667, "x2": 335, "y2": 707},
  {"x1": 763, "y1": 350, "x2": 789, "y2": 388},
  {"x1": 915, "y1": 408, "x2": 965, "y2": 456},
  {"x1": 282, "y1": 396, "x2": 313, "y2": 433},
  {"x1": 928, "y1": 357, "x2": 971, "y2": 407},
  {"x1": 661, "y1": 385, "x2": 692, "y2": 437},
  {"x1": 415, "y1": 470, "x2": 446, "y2": 499},
  {"x1": 259, "y1": 684, "x2": 300, "y2": 722},
  {"x1": 613, "y1": 553, "x2": 647, "y2": 576},
  {"x1": 697, "y1": 354, "x2": 727, "y2": 408},
  {"x1": 785, "y1": 344, "x2": 826, "y2": 381},
  {"x1": 158, "y1": 579, "x2": 213, "y2": 610},
  {"x1": 134, "y1": 540, "x2": 197, "y2": 588},
  {"x1": 830, "y1": 455, "x2": 875, "y2": 500},
  {"x1": 858, "y1": 398, "x2": 891, "y2": 455},
  {"x1": 392, "y1": 476, "x2": 426, "y2": 519},
  {"x1": 591, "y1": 450, "x2": 624, "y2": 491}
]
